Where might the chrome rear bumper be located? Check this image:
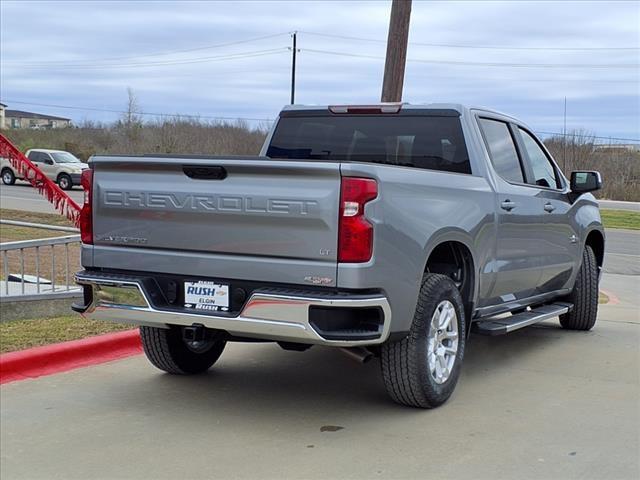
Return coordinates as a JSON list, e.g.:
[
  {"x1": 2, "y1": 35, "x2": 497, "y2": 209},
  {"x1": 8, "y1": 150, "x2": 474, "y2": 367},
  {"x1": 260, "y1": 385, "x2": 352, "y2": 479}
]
[{"x1": 74, "y1": 272, "x2": 391, "y2": 347}]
